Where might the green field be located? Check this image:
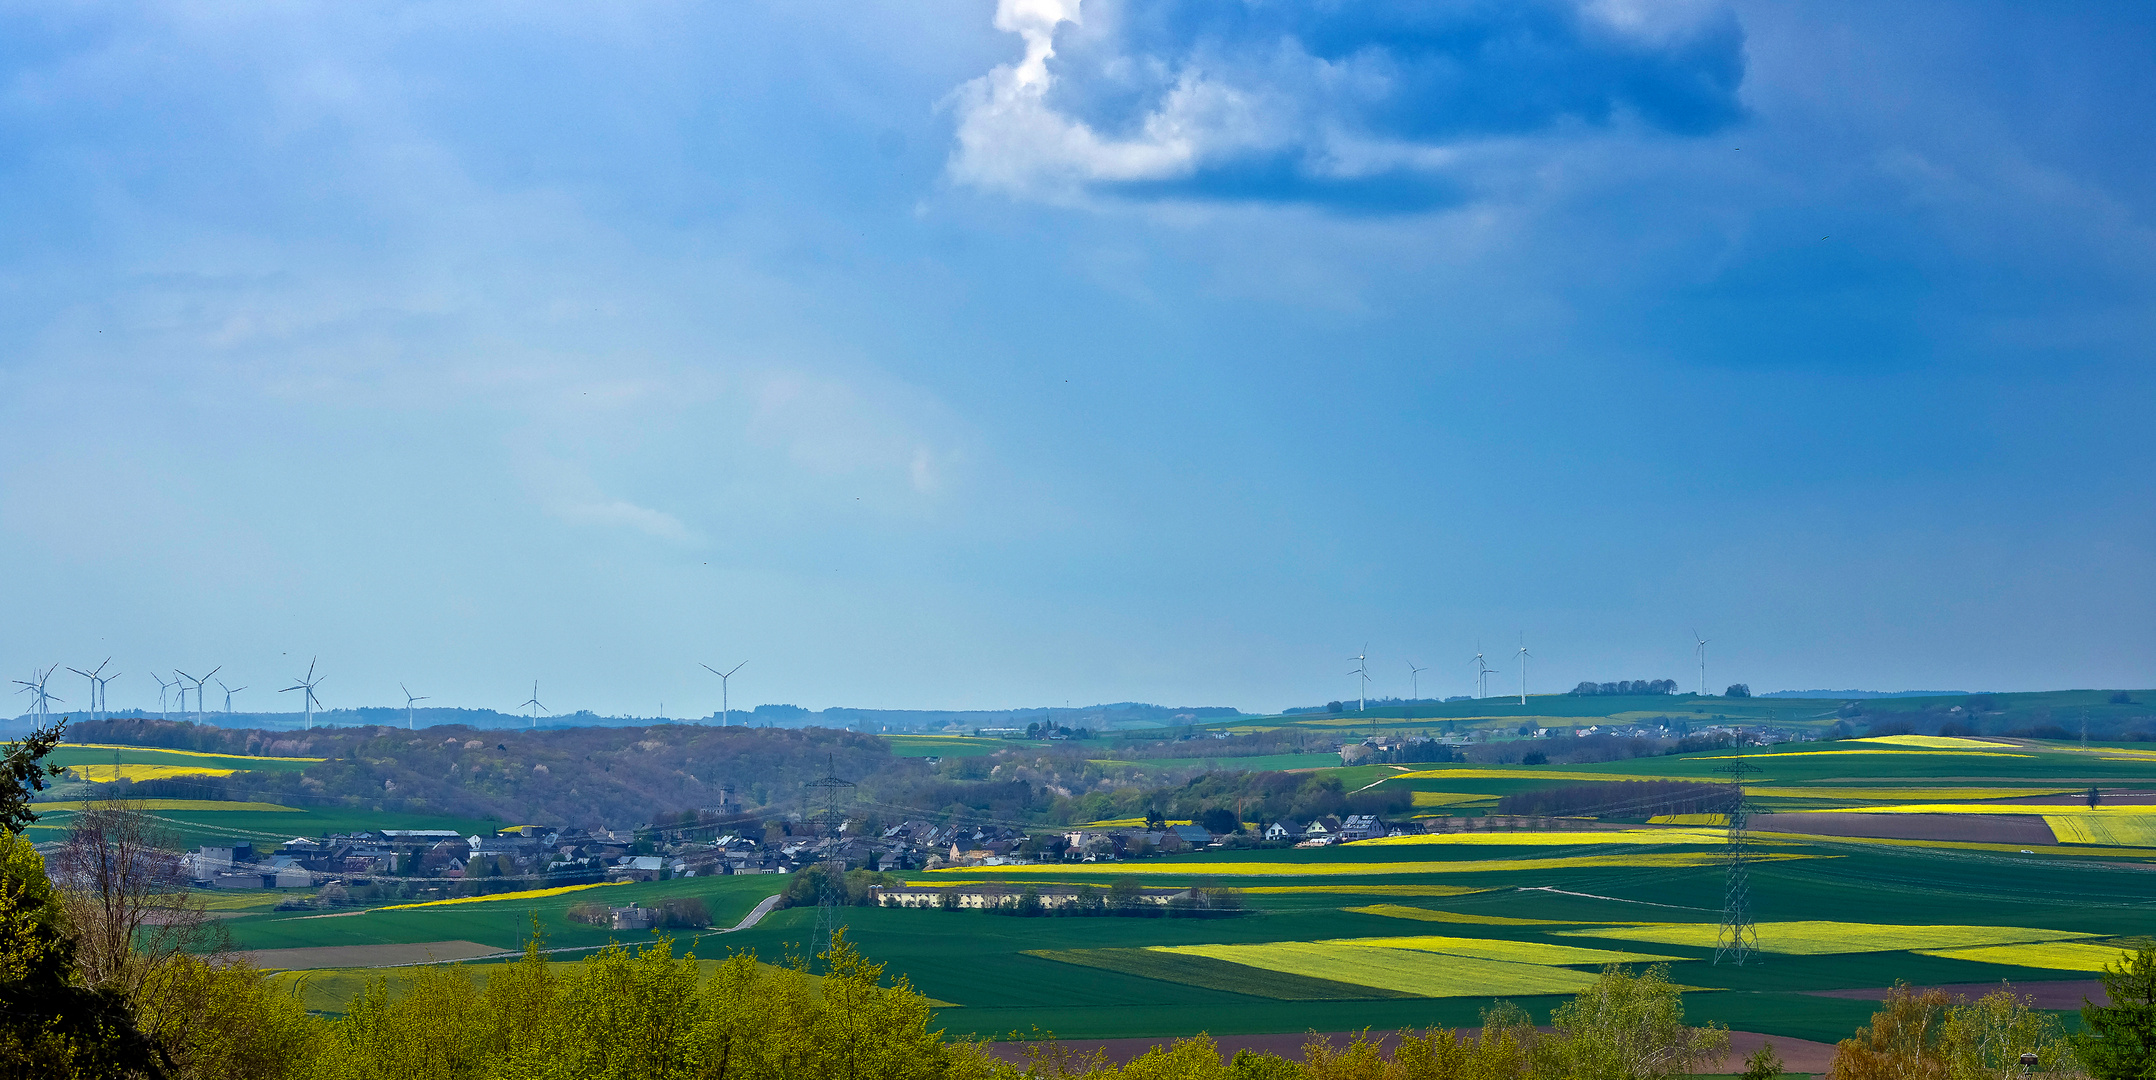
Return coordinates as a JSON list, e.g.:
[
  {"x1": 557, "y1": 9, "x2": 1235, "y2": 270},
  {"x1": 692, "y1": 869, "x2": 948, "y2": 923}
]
[
  {"x1": 141, "y1": 728, "x2": 2156, "y2": 1048},
  {"x1": 882, "y1": 734, "x2": 1007, "y2": 758}
]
